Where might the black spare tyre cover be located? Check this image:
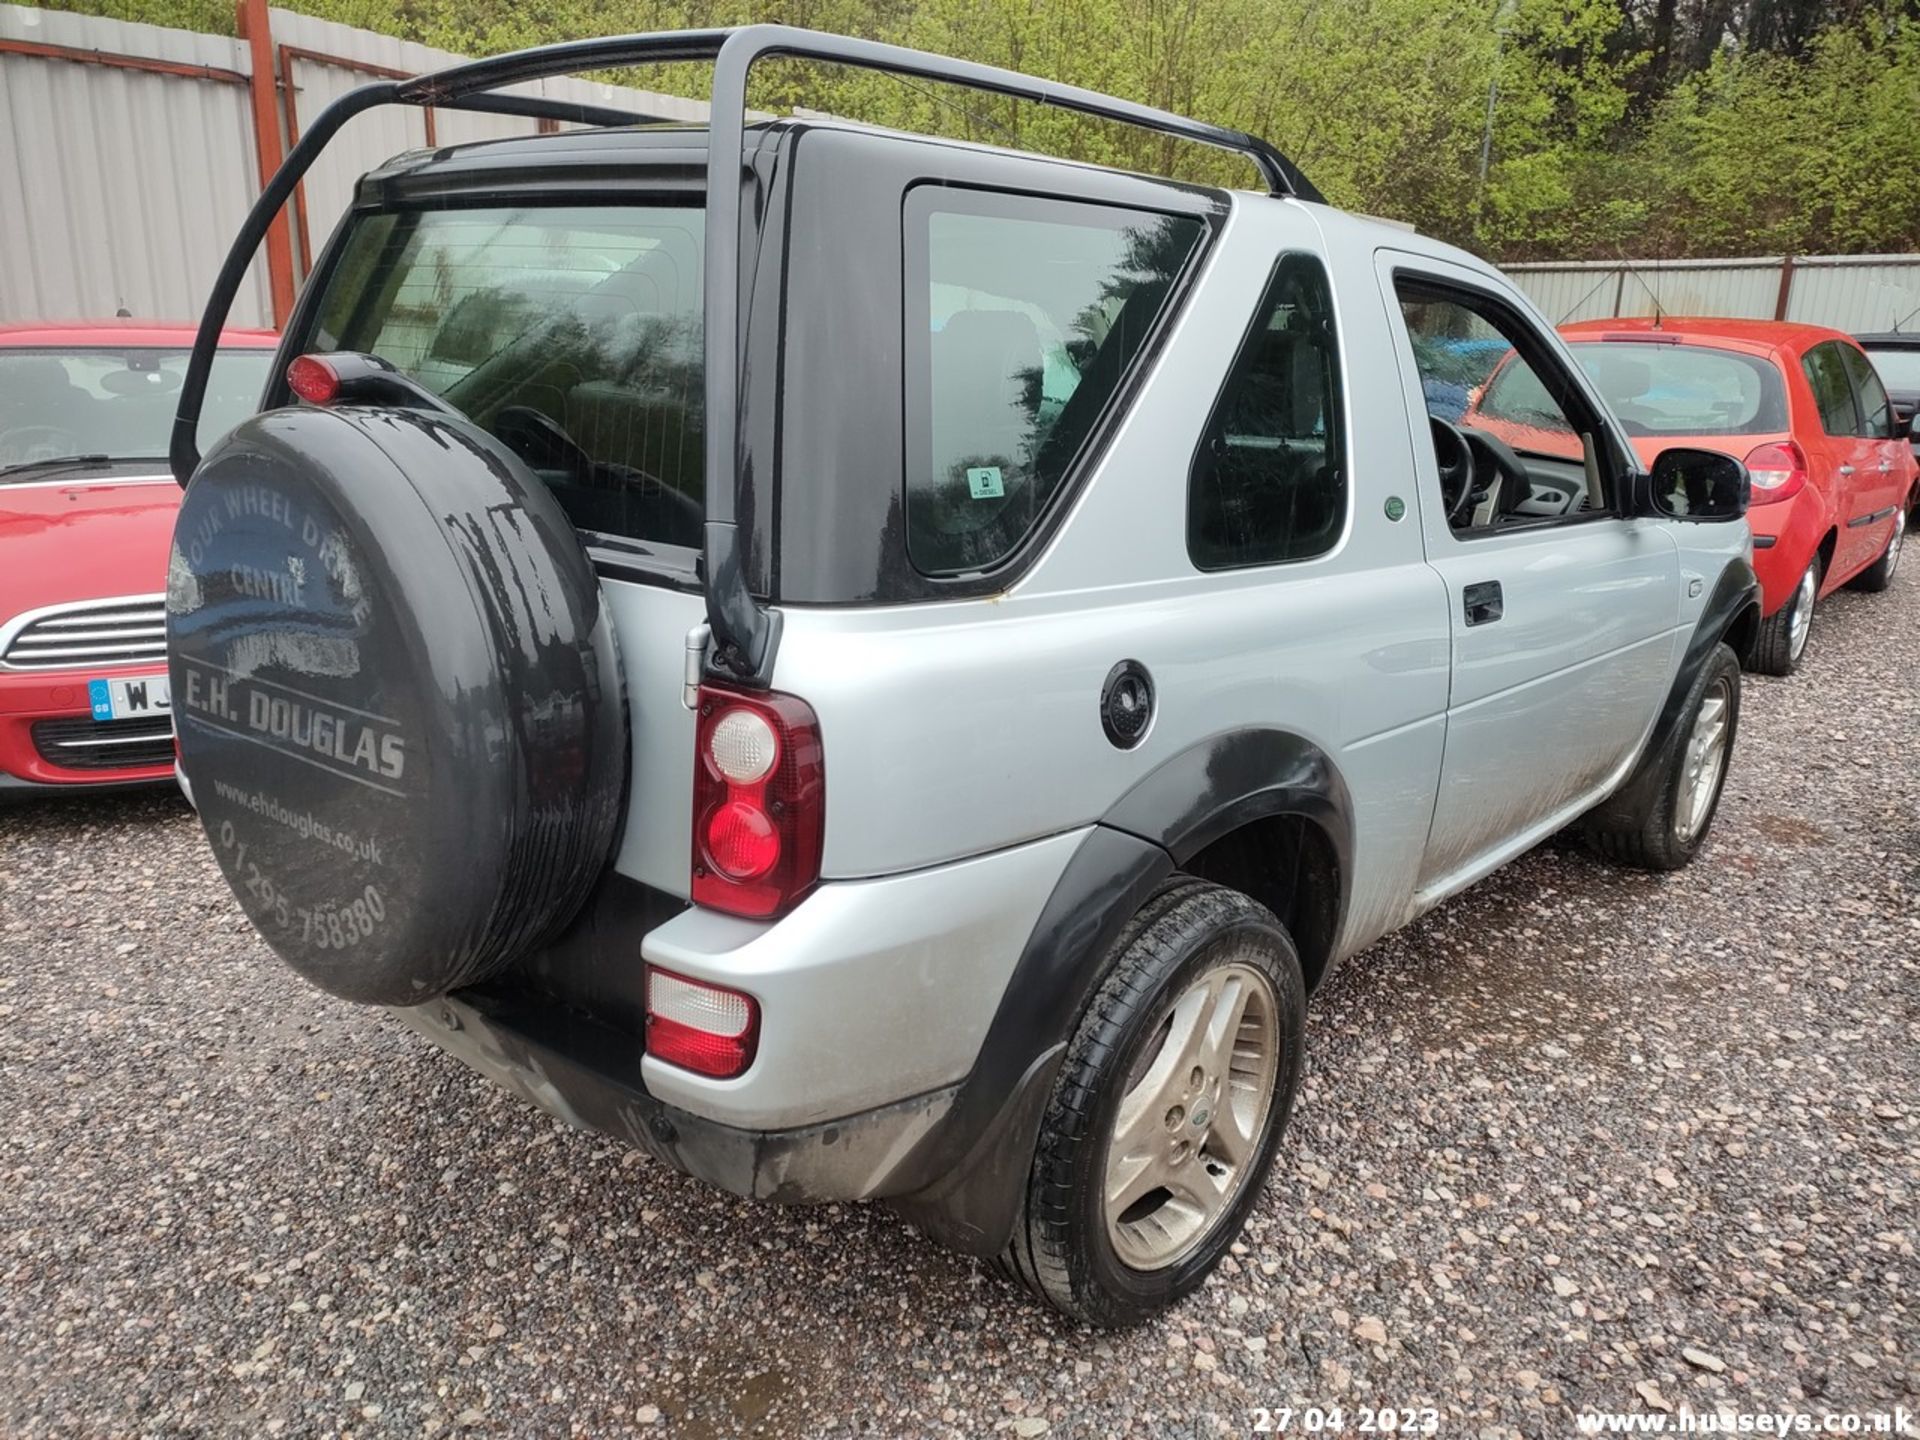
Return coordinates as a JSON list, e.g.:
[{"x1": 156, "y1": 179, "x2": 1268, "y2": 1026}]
[{"x1": 167, "y1": 405, "x2": 628, "y2": 1005}]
